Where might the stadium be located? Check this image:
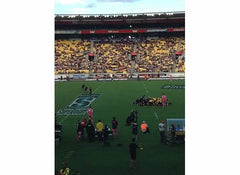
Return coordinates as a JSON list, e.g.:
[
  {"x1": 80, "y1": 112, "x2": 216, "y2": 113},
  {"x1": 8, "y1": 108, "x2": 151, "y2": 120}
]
[{"x1": 55, "y1": 11, "x2": 185, "y2": 175}]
